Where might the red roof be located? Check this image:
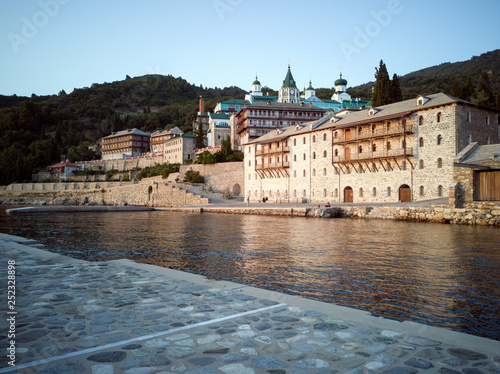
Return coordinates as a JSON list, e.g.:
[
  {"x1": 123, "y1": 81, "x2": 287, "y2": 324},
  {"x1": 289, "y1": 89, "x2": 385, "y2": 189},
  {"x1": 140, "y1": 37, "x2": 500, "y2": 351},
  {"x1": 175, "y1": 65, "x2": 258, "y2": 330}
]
[{"x1": 50, "y1": 160, "x2": 81, "y2": 169}]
